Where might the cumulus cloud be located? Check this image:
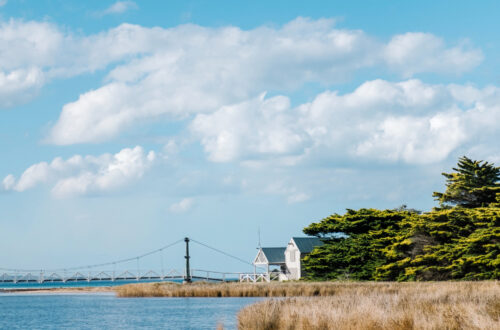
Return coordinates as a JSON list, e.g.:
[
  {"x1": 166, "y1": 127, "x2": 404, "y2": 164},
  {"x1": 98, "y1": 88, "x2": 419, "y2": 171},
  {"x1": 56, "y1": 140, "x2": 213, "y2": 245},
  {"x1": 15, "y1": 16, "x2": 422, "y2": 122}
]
[
  {"x1": 191, "y1": 93, "x2": 309, "y2": 162},
  {"x1": 0, "y1": 68, "x2": 44, "y2": 107},
  {"x1": 384, "y1": 33, "x2": 483, "y2": 77},
  {"x1": 16, "y1": 17, "x2": 475, "y2": 144},
  {"x1": 2, "y1": 146, "x2": 155, "y2": 197},
  {"x1": 0, "y1": 20, "x2": 158, "y2": 108},
  {"x1": 169, "y1": 198, "x2": 194, "y2": 213},
  {"x1": 0, "y1": 19, "x2": 61, "y2": 107},
  {"x1": 191, "y1": 79, "x2": 499, "y2": 165},
  {"x1": 0, "y1": 1, "x2": 7, "y2": 7},
  {"x1": 2, "y1": 174, "x2": 15, "y2": 190},
  {"x1": 355, "y1": 113, "x2": 466, "y2": 163},
  {"x1": 100, "y1": 1, "x2": 138, "y2": 15}
]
